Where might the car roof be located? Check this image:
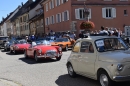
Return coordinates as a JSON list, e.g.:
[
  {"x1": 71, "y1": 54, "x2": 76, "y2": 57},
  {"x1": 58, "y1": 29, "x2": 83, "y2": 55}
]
[{"x1": 77, "y1": 36, "x2": 118, "y2": 42}]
